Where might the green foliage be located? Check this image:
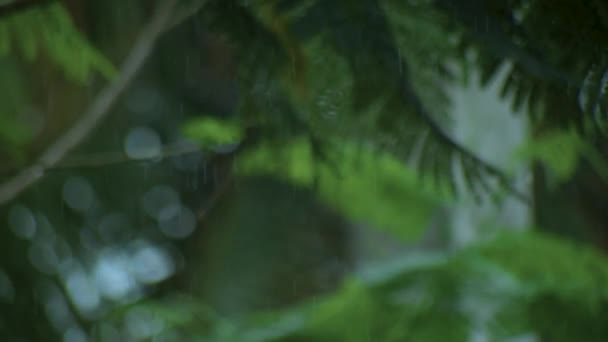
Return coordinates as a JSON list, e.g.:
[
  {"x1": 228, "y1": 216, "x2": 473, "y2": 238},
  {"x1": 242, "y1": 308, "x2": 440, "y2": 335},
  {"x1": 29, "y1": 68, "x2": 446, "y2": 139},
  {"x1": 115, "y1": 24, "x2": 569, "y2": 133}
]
[
  {"x1": 464, "y1": 232, "x2": 608, "y2": 340},
  {"x1": 513, "y1": 129, "x2": 583, "y2": 185},
  {"x1": 0, "y1": 2, "x2": 116, "y2": 82},
  {"x1": 97, "y1": 295, "x2": 219, "y2": 340},
  {"x1": 250, "y1": 231, "x2": 608, "y2": 341},
  {"x1": 184, "y1": 116, "x2": 445, "y2": 240},
  {"x1": 183, "y1": 117, "x2": 244, "y2": 146},
  {"x1": 0, "y1": 60, "x2": 32, "y2": 157},
  {"x1": 383, "y1": 0, "x2": 457, "y2": 115},
  {"x1": 513, "y1": 128, "x2": 608, "y2": 187},
  {"x1": 239, "y1": 138, "x2": 444, "y2": 240},
  {"x1": 0, "y1": 2, "x2": 117, "y2": 160},
  {"x1": 470, "y1": 232, "x2": 608, "y2": 308},
  {"x1": 269, "y1": 232, "x2": 587, "y2": 341},
  {"x1": 190, "y1": 0, "x2": 608, "y2": 201},
  {"x1": 292, "y1": 279, "x2": 467, "y2": 342},
  {"x1": 200, "y1": 0, "x2": 509, "y2": 196},
  {"x1": 4, "y1": 0, "x2": 608, "y2": 340},
  {"x1": 441, "y1": 0, "x2": 608, "y2": 134},
  {"x1": 106, "y1": 231, "x2": 608, "y2": 341}
]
